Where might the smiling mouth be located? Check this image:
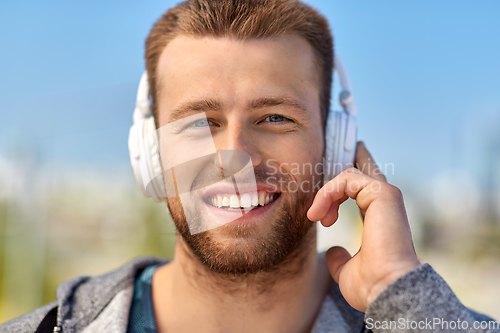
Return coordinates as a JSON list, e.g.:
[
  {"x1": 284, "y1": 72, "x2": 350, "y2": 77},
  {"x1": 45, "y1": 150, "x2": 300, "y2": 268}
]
[{"x1": 204, "y1": 191, "x2": 280, "y2": 211}]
